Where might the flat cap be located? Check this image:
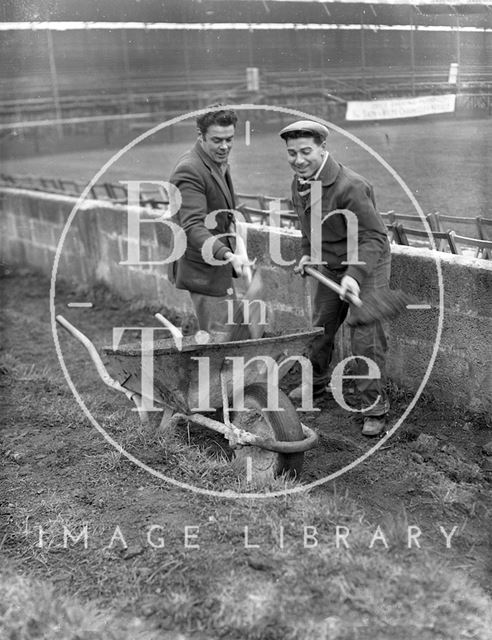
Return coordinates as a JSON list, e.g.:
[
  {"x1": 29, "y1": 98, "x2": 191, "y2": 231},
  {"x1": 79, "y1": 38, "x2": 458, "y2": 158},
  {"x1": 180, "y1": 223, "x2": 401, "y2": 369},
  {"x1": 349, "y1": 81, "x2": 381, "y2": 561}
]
[{"x1": 279, "y1": 120, "x2": 330, "y2": 140}]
